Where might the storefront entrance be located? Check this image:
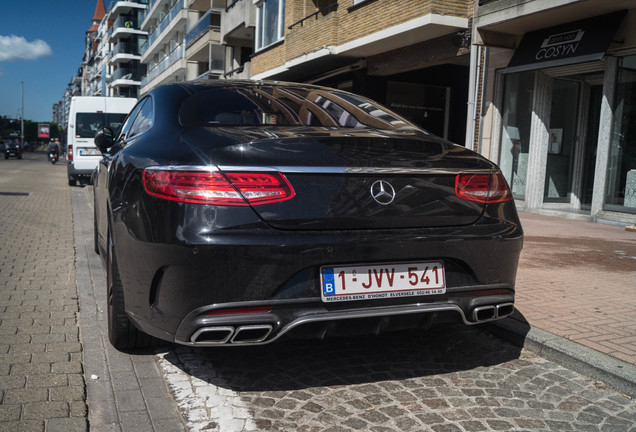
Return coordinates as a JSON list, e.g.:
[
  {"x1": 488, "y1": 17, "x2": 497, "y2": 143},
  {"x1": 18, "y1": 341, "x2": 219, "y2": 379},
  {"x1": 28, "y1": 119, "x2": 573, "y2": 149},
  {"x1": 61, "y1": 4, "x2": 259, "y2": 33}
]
[
  {"x1": 499, "y1": 68, "x2": 605, "y2": 214},
  {"x1": 544, "y1": 76, "x2": 603, "y2": 208}
]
